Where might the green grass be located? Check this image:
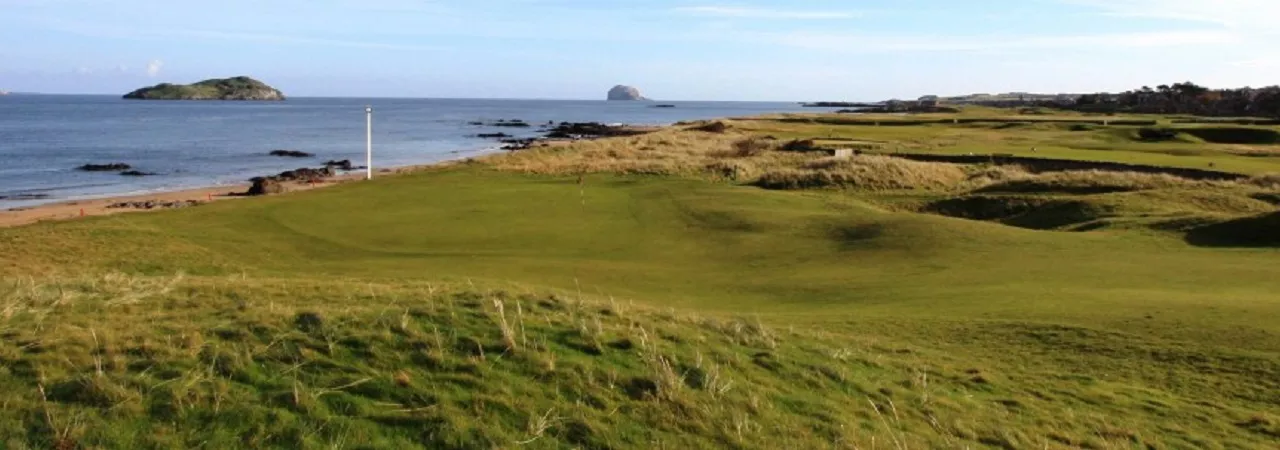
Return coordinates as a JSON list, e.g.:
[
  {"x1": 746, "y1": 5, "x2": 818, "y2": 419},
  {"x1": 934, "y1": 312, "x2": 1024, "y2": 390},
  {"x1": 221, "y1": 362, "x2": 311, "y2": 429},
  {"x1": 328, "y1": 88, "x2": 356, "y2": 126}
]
[
  {"x1": 2, "y1": 109, "x2": 1280, "y2": 448},
  {"x1": 739, "y1": 117, "x2": 1280, "y2": 175}
]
